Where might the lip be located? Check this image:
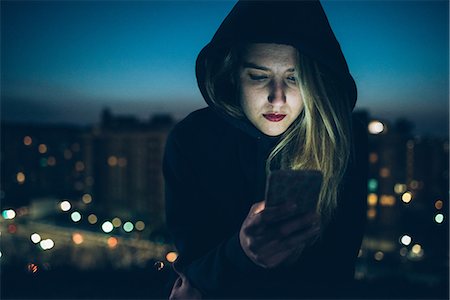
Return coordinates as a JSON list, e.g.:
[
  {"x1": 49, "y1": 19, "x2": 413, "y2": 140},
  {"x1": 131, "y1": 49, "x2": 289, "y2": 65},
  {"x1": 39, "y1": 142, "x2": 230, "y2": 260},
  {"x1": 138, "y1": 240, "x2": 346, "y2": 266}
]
[{"x1": 263, "y1": 113, "x2": 287, "y2": 122}]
